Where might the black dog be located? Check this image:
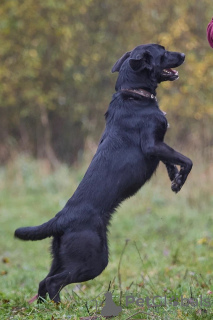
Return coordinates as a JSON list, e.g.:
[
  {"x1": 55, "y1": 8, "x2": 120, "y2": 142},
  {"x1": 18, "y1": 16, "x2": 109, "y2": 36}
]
[{"x1": 15, "y1": 44, "x2": 192, "y2": 303}]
